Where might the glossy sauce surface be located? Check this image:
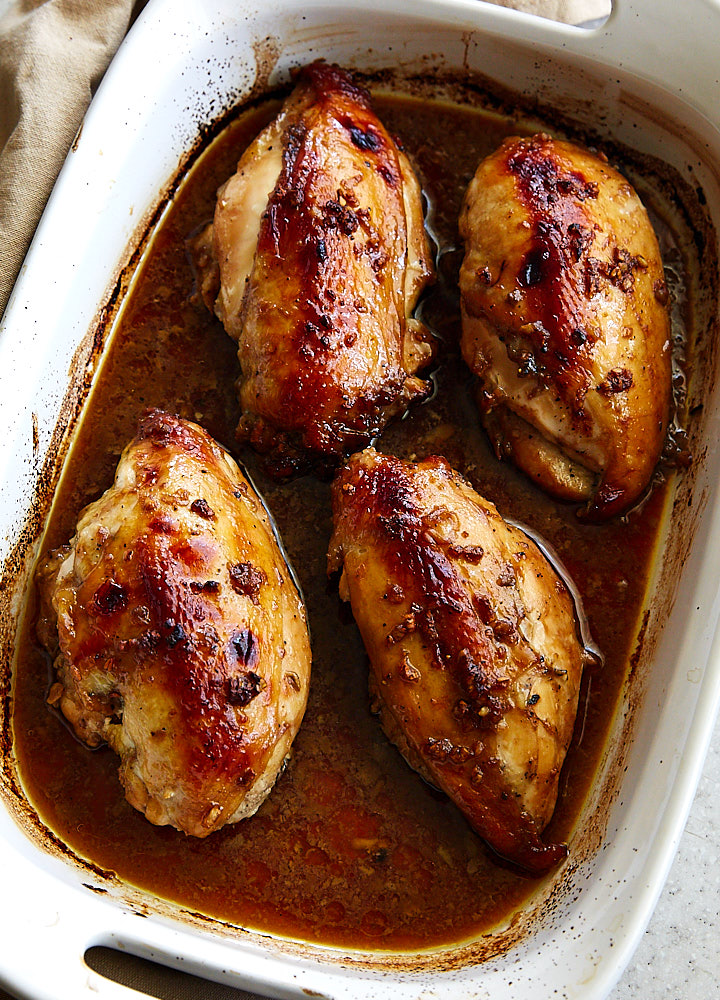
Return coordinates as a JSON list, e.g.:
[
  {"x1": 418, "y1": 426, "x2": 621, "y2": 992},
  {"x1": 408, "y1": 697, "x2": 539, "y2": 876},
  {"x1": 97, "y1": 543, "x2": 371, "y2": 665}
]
[{"x1": 13, "y1": 93, "x2": 682, "y2": 949}]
